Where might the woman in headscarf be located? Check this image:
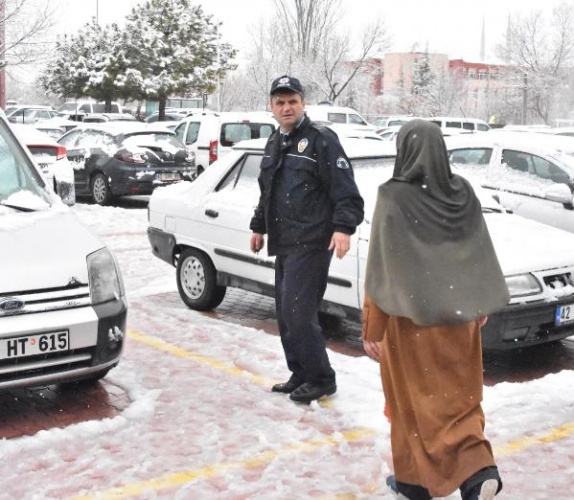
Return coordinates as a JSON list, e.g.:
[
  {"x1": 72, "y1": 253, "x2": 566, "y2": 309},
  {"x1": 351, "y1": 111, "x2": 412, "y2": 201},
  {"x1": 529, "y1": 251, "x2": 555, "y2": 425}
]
[{"x1": 362, "y1": 119, "x2": 509, "y2": 500}]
